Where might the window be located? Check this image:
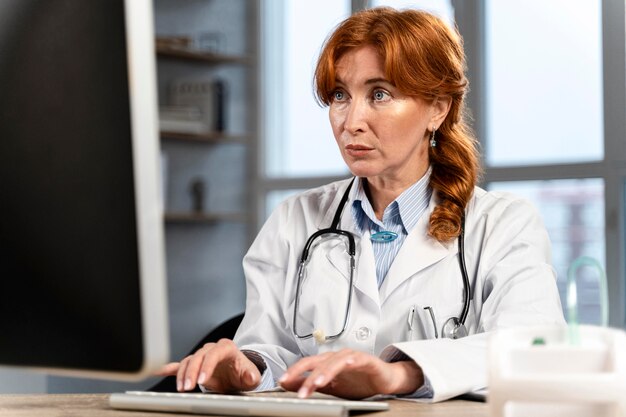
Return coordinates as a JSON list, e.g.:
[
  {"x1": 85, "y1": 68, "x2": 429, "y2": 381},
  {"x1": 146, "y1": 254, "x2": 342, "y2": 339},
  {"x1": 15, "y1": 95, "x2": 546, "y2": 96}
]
[
  {"x1": 471, "y1": 0, "x2": 626, "y2": 326},
  {"x1": 488, "y1": 179, "x2": 605, "y2": 324},
  {"x1": 485, "y1": 0, "x2": 604, "y2": 167},
  {"x1": 262, "y1": 0, "x2": 350, "y2": 179}
]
